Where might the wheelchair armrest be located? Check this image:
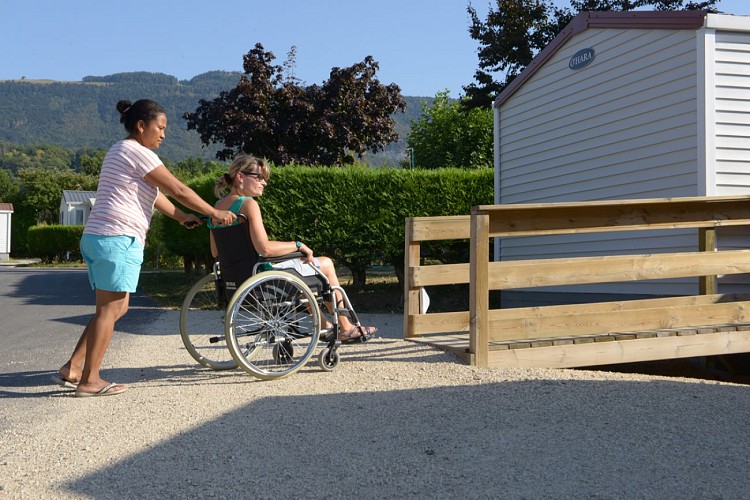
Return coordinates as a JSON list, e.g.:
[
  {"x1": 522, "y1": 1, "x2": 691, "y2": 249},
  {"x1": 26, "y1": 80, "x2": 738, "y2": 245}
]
[{"x1": 258, "y1": 252, "x2": 305, "y2": 264}]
